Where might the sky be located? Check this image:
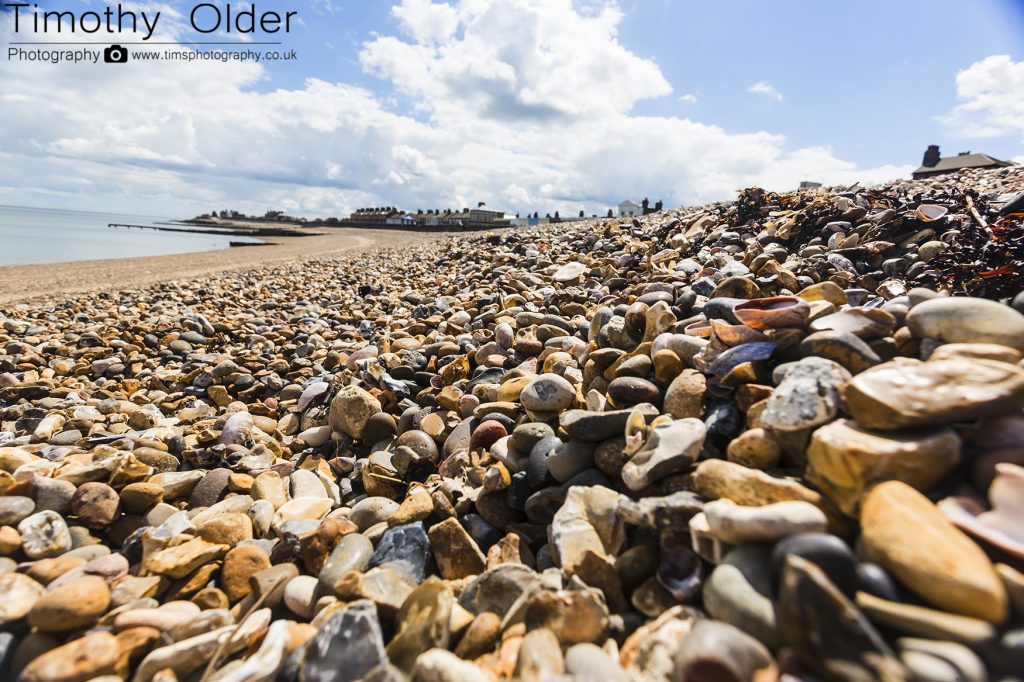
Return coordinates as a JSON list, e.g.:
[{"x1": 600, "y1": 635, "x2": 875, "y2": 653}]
[{"x1": 1, "y1": 0, "x2": 1023, "y2": 219}]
